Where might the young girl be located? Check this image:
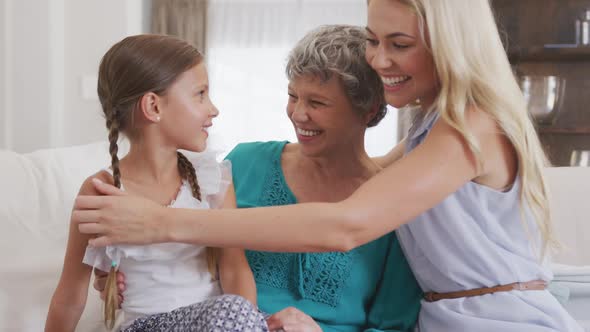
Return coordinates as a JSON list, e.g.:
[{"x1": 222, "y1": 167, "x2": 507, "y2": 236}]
[
  {"x1": 45, "y1": 34, "x2": 268, "y2": 332},
  {"x1": 74, "y1": 1, "x2": 582, "y2": 331}
]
